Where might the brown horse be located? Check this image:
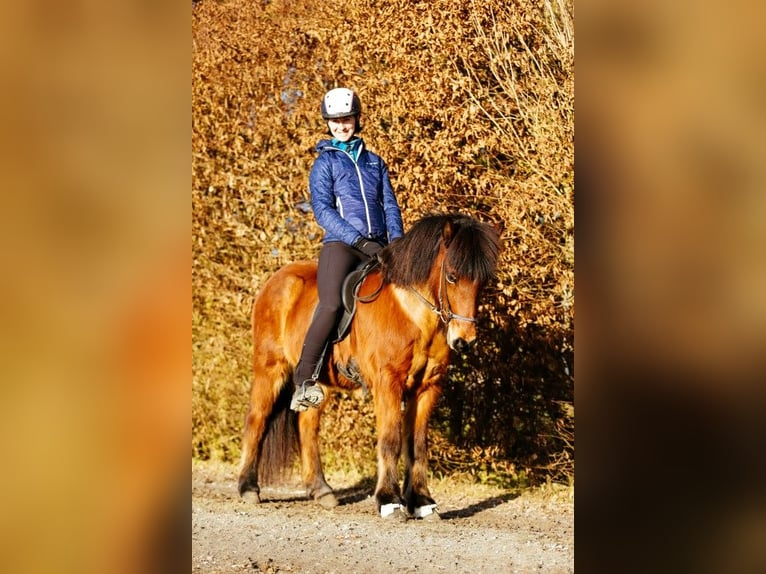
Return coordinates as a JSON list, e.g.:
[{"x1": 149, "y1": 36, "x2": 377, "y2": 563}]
[{"x1": 237, "y1": 213, "x2": 500, "y2": 519}]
